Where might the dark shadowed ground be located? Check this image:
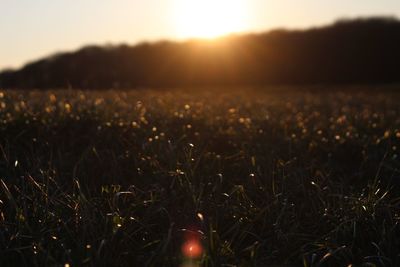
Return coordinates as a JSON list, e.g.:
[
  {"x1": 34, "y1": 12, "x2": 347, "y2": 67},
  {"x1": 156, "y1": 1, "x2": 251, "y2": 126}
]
[{"x1": 0, "y1": 86, "x2": 399, "y2": 266}]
